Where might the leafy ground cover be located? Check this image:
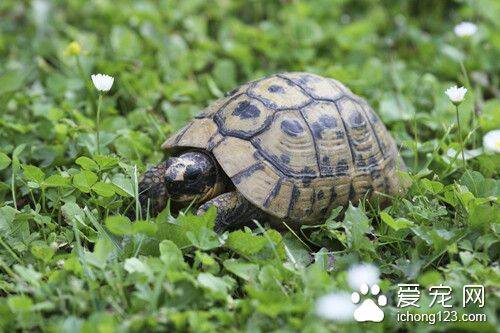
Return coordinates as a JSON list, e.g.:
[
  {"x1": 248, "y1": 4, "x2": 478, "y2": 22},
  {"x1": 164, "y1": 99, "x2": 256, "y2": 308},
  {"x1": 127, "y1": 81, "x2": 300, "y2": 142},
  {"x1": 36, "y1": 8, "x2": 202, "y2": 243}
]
[{"x1": 0, "y1": 0, "x2": 499, "y2": 332}]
